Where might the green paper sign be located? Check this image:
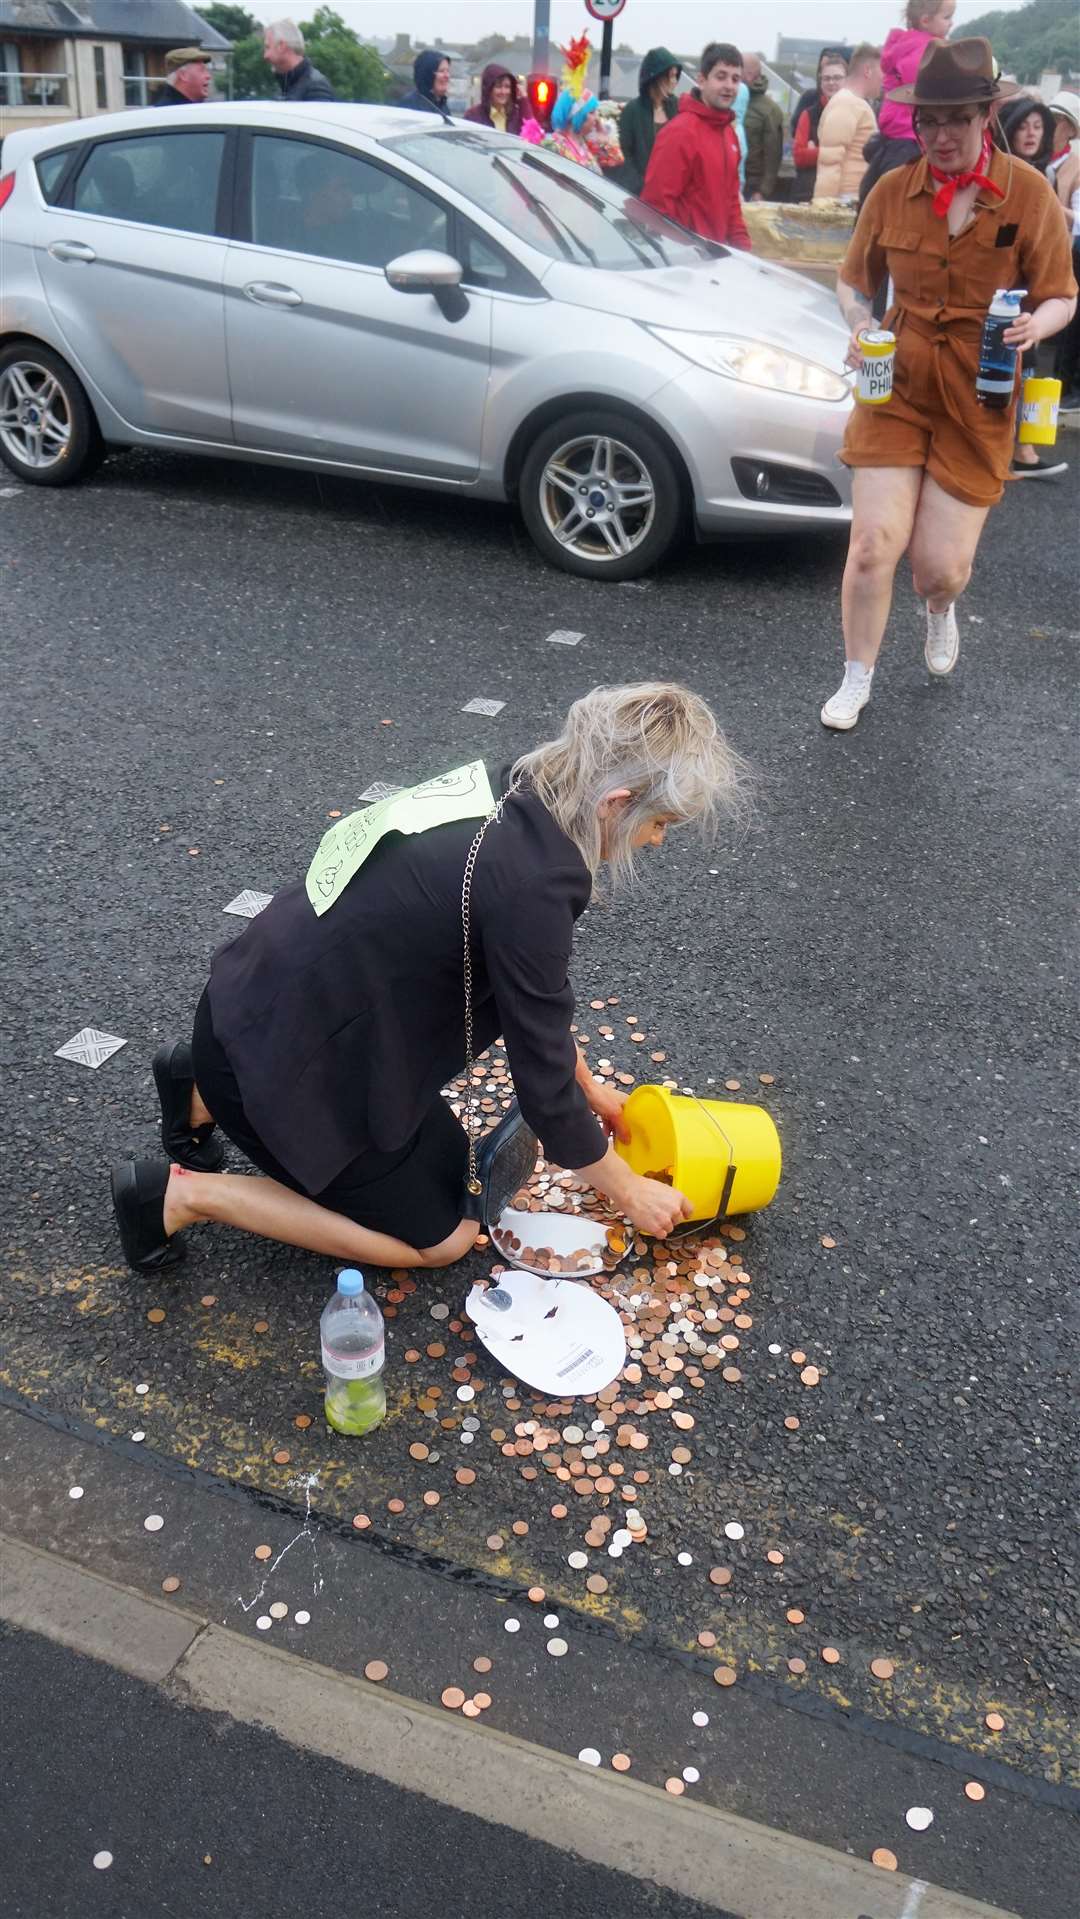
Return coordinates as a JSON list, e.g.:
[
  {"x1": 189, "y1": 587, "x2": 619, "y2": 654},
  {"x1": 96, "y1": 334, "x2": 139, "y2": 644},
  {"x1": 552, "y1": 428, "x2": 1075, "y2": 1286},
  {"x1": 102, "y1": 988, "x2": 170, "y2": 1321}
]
[{"x1": 306, "y1": 761, "x2": 495, "y2": 916}]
